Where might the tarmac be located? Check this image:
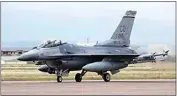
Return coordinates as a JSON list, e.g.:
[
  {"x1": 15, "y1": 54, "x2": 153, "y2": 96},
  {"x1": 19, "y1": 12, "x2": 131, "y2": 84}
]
[{"x1": 1, "y1": 79, "x2": 176, "y2": 95}]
